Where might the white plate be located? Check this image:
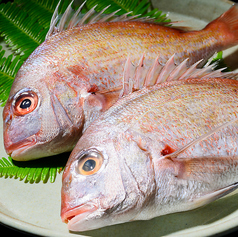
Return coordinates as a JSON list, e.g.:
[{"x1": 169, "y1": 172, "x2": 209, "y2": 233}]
[{"x1": 1, "y1": 0, "x2": 238, "y2": 236}]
